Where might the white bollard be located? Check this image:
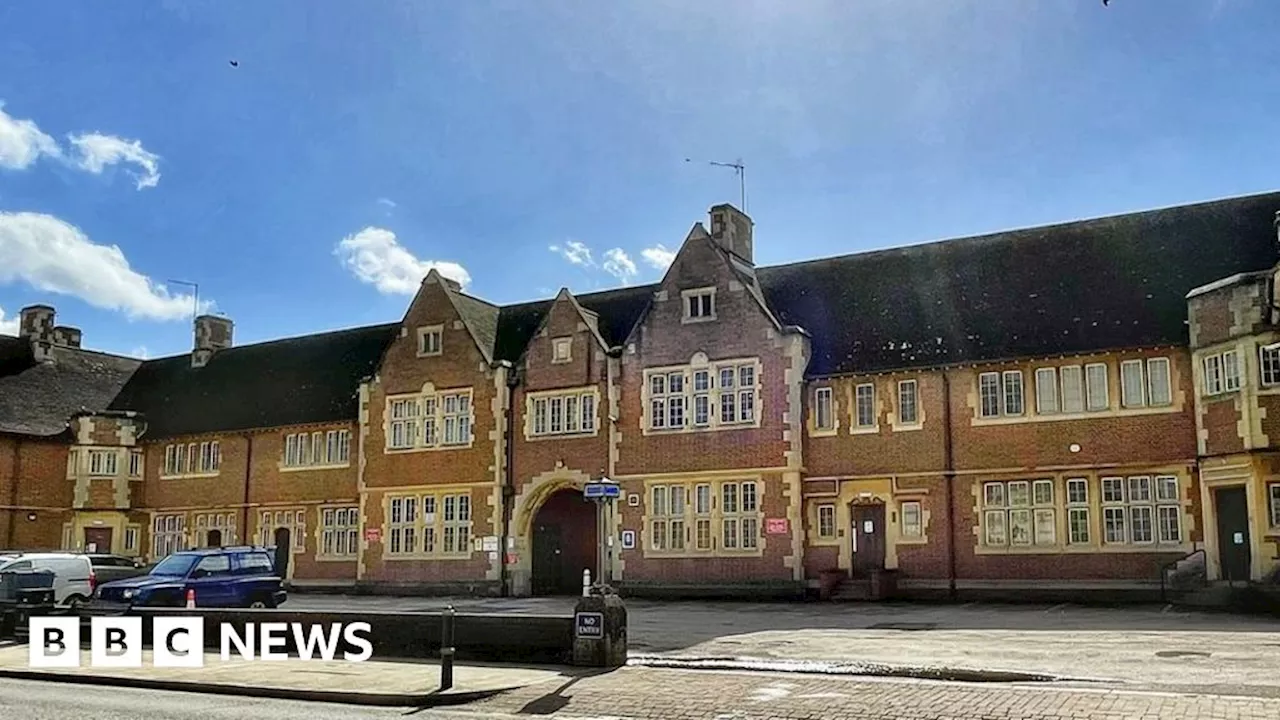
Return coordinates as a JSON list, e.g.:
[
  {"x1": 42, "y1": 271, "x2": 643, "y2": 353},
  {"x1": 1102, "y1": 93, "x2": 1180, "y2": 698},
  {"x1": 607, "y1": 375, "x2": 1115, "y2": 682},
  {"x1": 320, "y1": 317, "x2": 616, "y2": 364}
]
[{"x1": 582, "y1": 569, "x2": 591, "y2": 597}]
